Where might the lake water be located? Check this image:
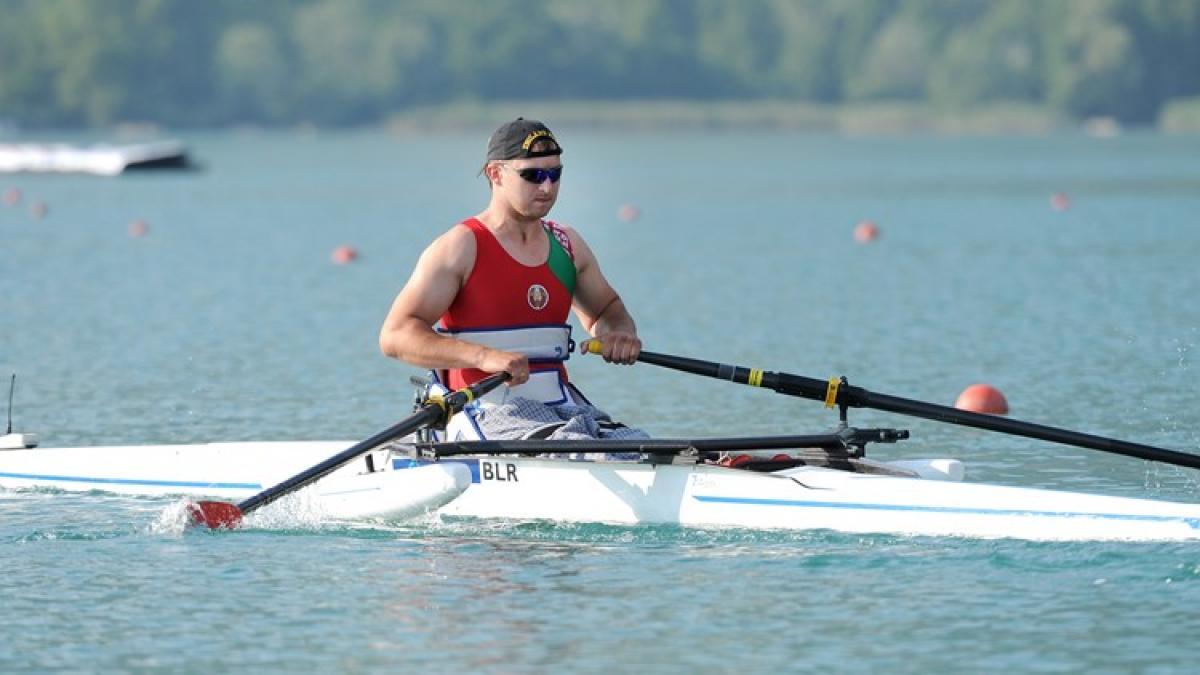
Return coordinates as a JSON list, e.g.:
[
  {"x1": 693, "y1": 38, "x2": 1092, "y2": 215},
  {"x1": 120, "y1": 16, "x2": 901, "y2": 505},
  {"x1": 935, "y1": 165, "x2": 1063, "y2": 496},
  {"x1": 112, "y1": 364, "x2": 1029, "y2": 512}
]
[{"x1": 3, "y1": 130, "x2": 1200, "y2": 672}]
